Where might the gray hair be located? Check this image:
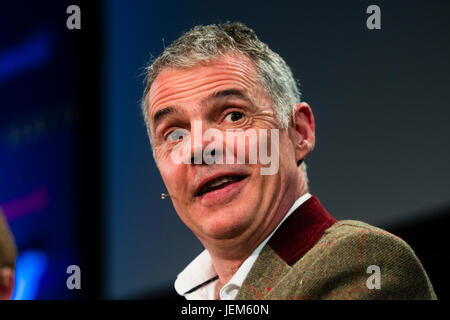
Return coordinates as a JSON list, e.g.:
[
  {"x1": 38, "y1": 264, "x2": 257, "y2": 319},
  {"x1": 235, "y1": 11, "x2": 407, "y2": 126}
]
[
  {"x1": 141, "y1": 22, "x2": 301, "y2": 131},
  {"x1": 141, "y1": 22, "x2": 308, "y2": 183}
]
